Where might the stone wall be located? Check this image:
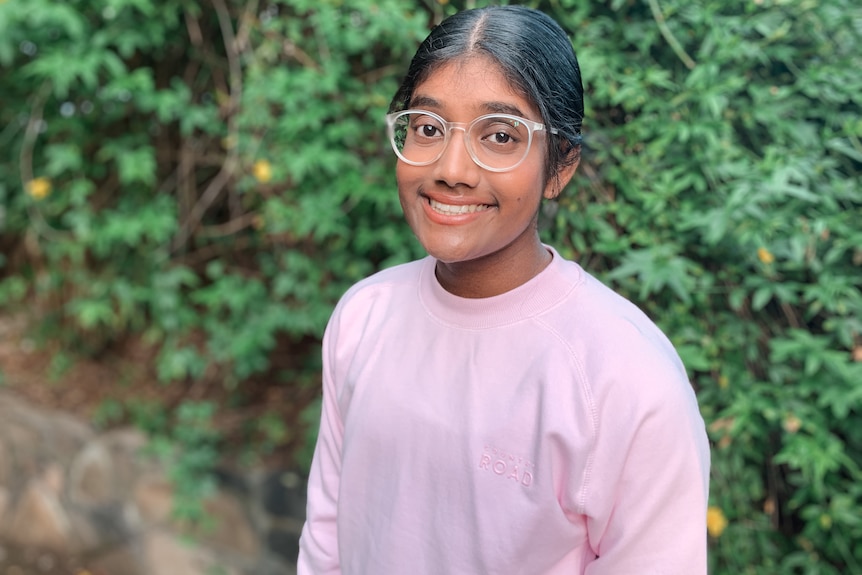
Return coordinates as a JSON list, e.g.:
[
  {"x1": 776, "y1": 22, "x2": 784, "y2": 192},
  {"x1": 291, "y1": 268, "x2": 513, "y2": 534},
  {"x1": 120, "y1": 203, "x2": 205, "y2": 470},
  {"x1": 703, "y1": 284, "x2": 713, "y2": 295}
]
[{"x1": 0, "y1": 391, "x2": 306, "y2": 575}]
